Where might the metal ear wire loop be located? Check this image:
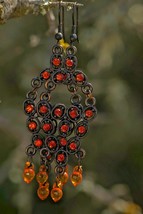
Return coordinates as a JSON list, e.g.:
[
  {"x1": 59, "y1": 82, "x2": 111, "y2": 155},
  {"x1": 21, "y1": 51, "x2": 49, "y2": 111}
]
[
  {"x1": 55, "y1": 1, "x2": 65, "y2": 42},
  {"x1": 70, "y1": 3, "x2": 79, "y2": 44}
]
